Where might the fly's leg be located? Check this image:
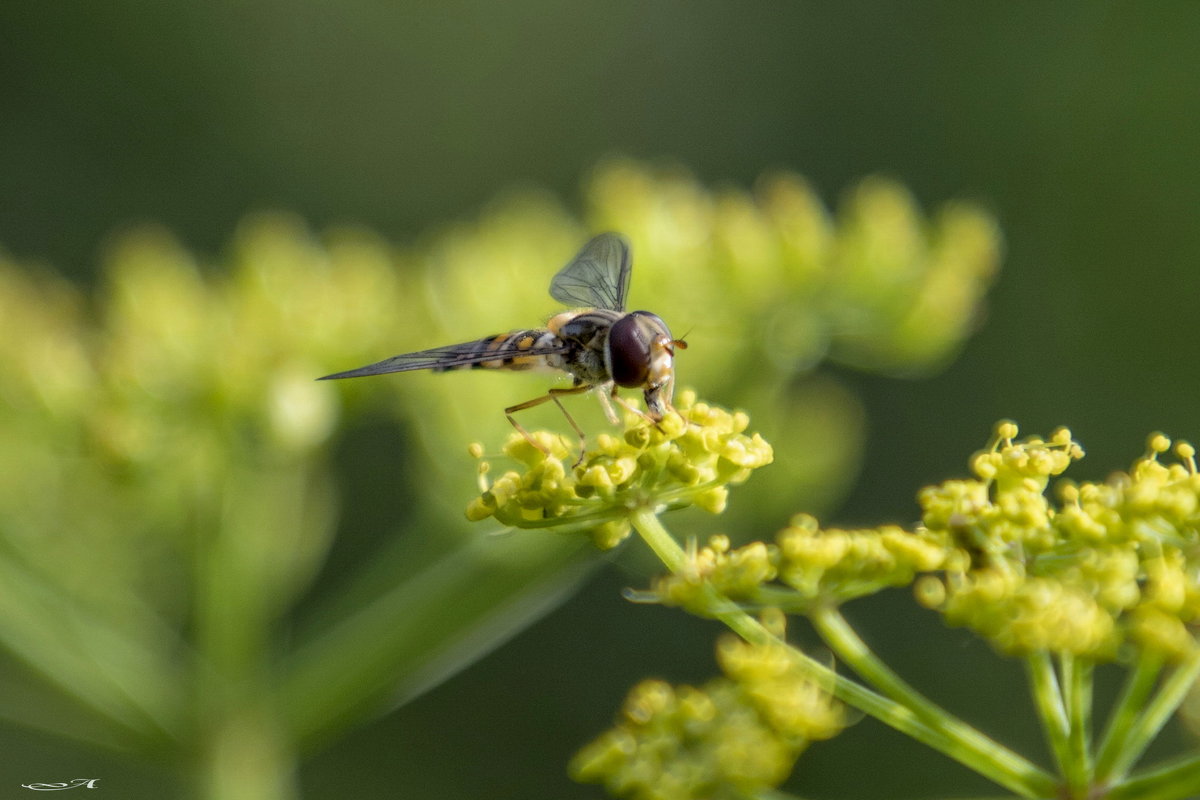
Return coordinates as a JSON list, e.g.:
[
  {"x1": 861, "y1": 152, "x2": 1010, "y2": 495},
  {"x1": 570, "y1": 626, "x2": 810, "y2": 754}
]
[
  {"x1": 611, "y1": 385, "x2": 684, "y2": 436},
  {"x1": 609, "y1": 385, "x2": 659, "y2": 423},
  {"x1": 505, "y1": 384, "x2": 592, "y2": 465},
  {"x1": 595, "y1": 383, "x2": 620, "y2": 424}
]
